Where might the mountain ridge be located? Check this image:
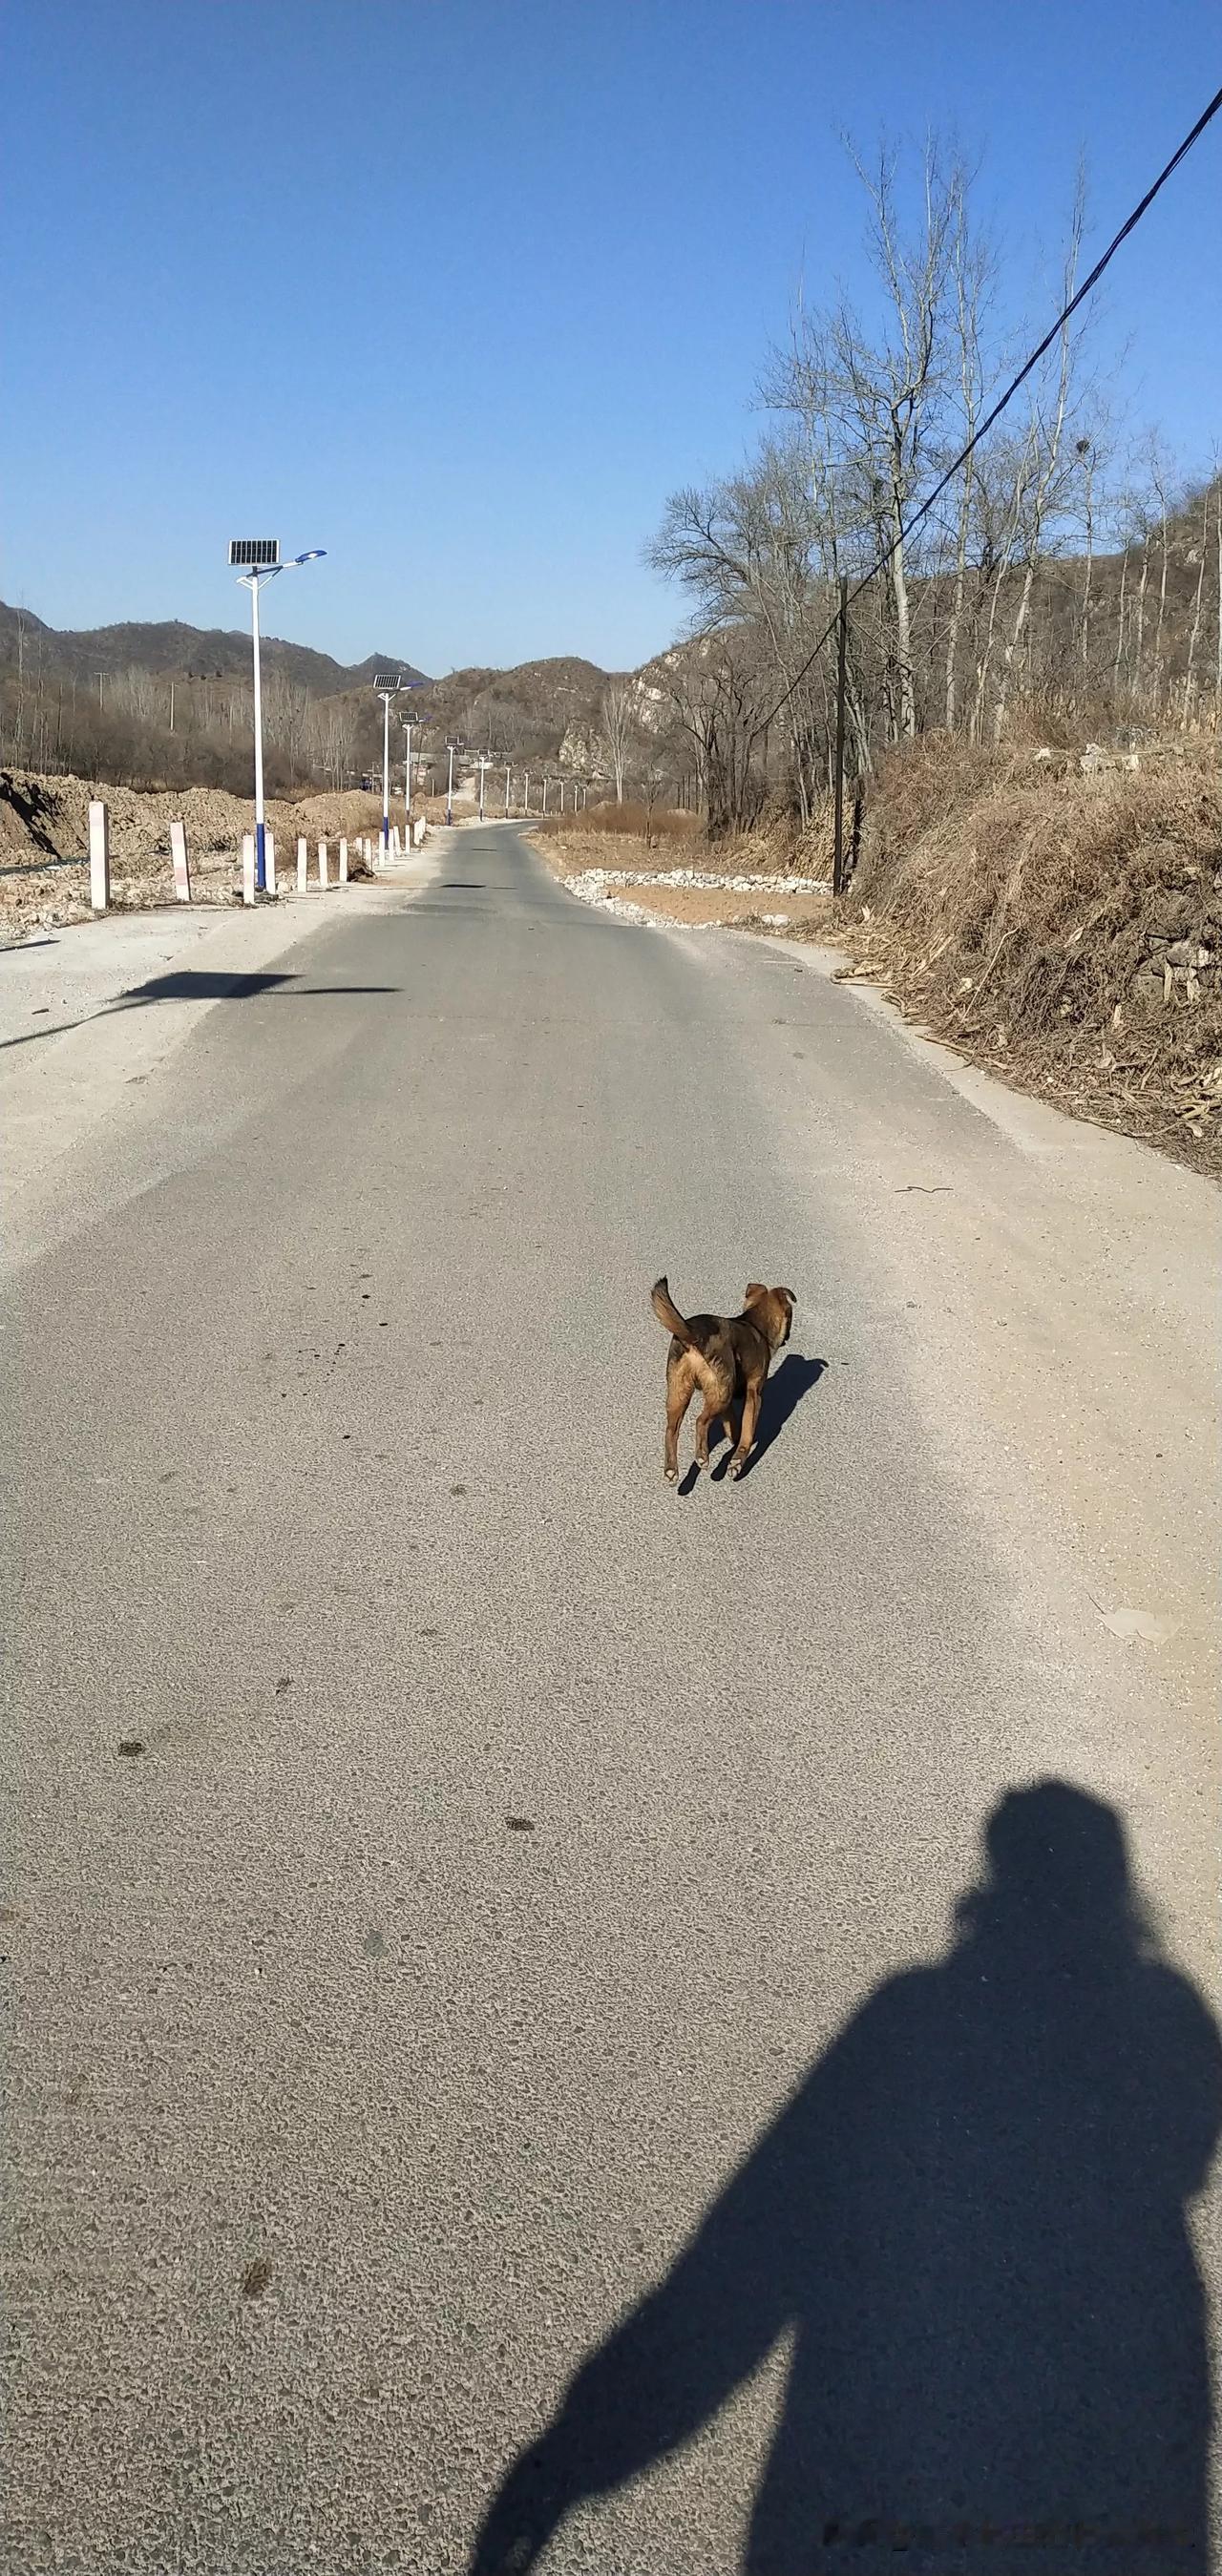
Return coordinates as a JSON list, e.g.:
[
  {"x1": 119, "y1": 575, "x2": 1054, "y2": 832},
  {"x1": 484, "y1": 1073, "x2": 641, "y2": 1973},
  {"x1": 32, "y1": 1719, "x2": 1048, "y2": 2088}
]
[{"x1": 0, "y1": 603, "x2": 429, "y2": 698}]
